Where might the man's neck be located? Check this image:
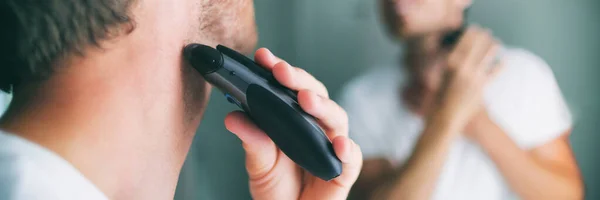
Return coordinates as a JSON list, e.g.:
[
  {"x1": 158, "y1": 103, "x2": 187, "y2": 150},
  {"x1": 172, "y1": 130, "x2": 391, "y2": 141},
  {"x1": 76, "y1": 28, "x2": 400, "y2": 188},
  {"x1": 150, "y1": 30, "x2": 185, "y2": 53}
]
[
  {"x1": 405, "y1": 34, "x2": 443, "y2": 56},
  {"x1": 0, "y1": 38, "x2": 201, "y2": 199},
  {"x1": 401, "y1": 34, "x2": 446, "y2": 116}
]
